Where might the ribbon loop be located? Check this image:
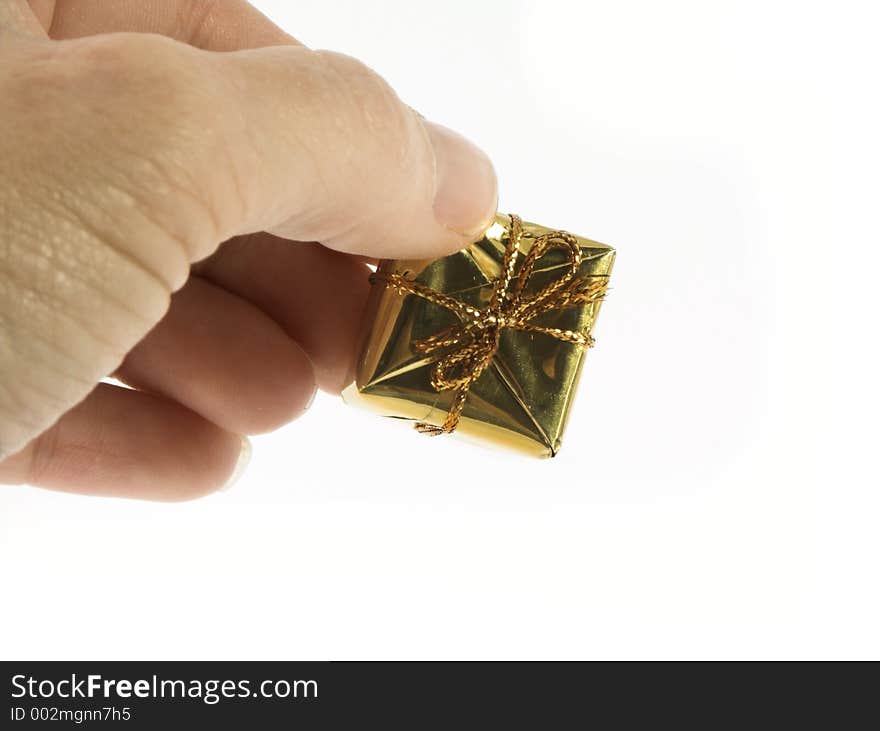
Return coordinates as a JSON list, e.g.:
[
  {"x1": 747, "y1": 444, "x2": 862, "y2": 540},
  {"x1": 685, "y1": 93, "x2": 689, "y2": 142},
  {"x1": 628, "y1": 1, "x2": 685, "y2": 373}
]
[{"x1": 370, "y1": 215, "x2": 607, "y2": 436}]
